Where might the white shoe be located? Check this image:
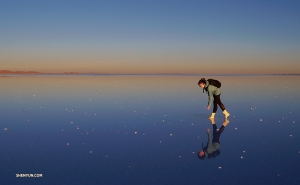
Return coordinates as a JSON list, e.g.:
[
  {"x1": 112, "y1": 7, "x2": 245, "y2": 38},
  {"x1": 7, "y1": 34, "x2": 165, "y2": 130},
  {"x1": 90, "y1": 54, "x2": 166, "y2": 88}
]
[
  {"x1": 208, "y1": 113, "x2": 215, "y2": 119},
  {"x1": 223, "y1": 110, "x2": 230, "y2": 119}
]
